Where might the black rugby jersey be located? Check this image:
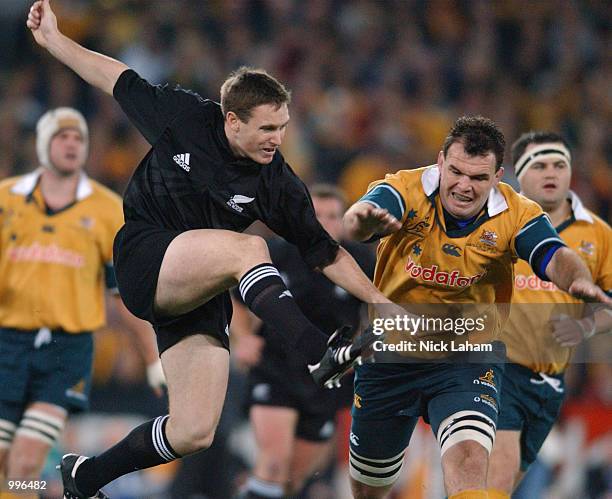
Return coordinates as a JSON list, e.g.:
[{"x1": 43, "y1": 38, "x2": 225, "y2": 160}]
[{"x1": 113, "y1": 69, "x2": 338, "y2": 269}]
